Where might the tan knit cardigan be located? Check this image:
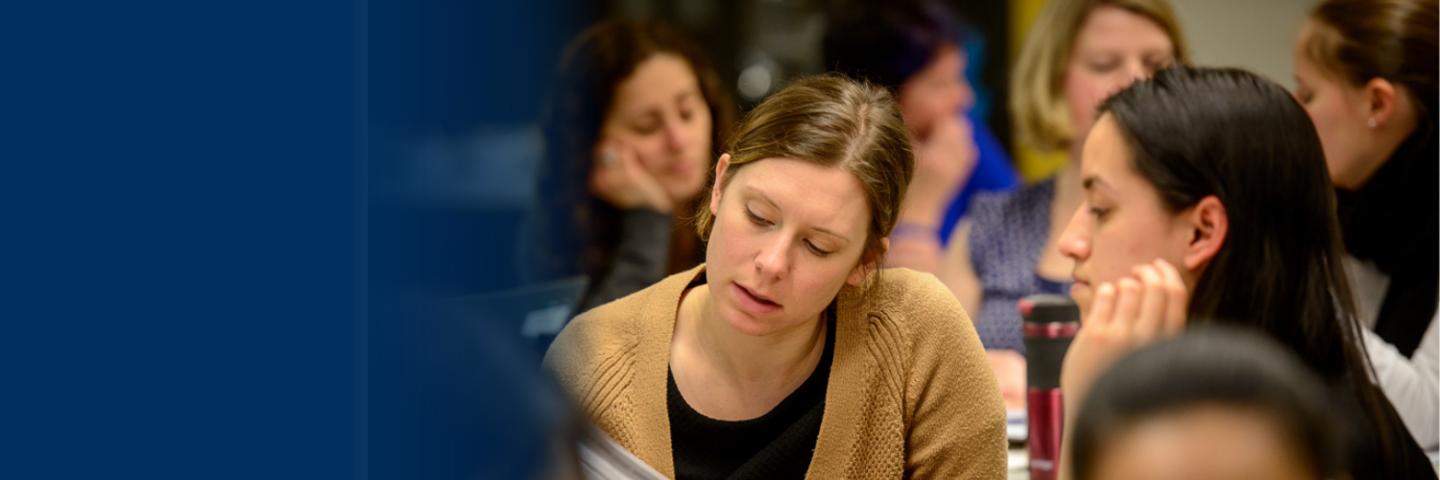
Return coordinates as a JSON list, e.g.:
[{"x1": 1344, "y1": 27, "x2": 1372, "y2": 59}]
[{"x1": 543, "y1": 265, "x2": 1007, "y2": 479}]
